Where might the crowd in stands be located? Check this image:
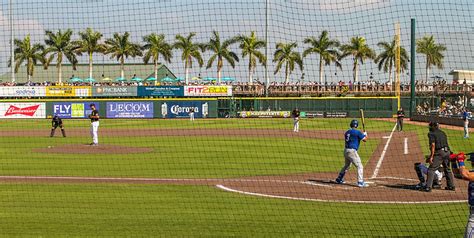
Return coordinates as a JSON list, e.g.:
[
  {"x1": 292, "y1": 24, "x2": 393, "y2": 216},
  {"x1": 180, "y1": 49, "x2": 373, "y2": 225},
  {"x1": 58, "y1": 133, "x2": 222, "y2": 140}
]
[{"x1": 416, "y1": 95, "x2": 467, "y2": 117}]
